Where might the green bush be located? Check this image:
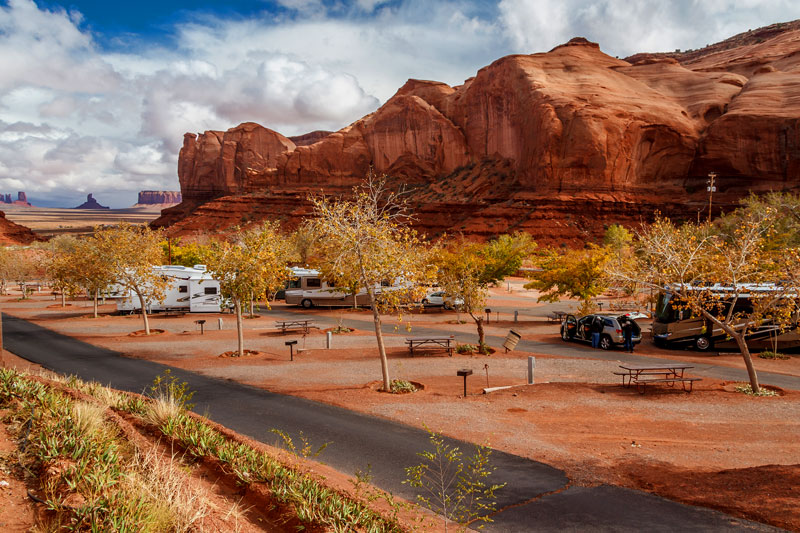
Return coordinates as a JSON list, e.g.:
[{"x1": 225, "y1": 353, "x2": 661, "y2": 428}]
[
  {"x1": 389, "y1": 380, "x2": 417, "y2": 394},
  {"x1": 758, "y1": 350, "x2": 789, "y2": 360},
  {"x1": 456, "y1": 344, "x2": 475, "y2": 354},
  {"x1": 733, "y1": 383, "x2": 779, "y2": 397}
]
